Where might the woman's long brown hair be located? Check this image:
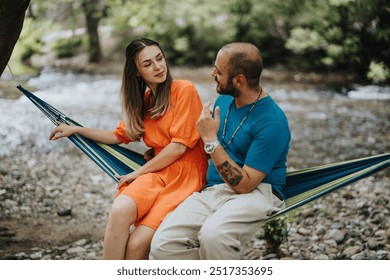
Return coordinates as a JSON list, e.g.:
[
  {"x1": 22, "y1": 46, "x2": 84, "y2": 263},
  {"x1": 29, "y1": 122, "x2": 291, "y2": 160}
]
[{"x1": 121, "y1": 38, "x2": 173, "y2": 141}]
